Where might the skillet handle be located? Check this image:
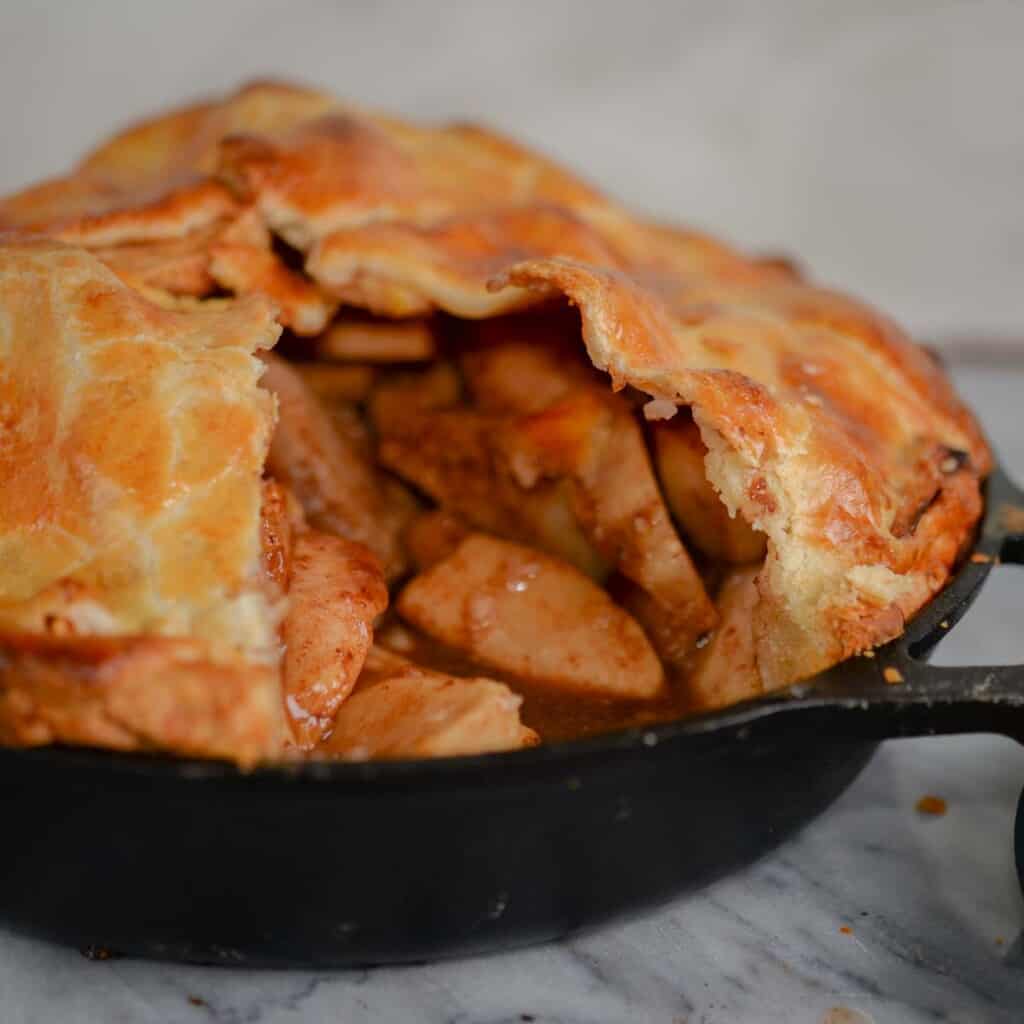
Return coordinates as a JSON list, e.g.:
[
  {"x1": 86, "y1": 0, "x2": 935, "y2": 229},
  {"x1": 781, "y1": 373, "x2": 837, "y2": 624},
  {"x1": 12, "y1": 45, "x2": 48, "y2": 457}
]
[
  {"x1": 788, "y1": 659, "x2": 1024, "y2": 744},
  {"x1": 748, "y1": 465, "x2": 1024, "y2": 744}
]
